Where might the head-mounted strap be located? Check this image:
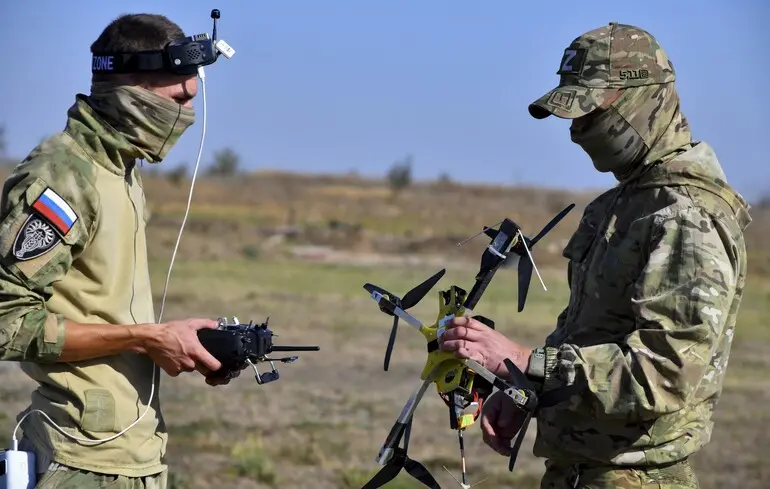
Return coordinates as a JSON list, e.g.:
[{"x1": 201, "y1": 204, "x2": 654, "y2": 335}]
[{"x1": 91, "y1": 51, "x2": 166, "y2": 74}]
